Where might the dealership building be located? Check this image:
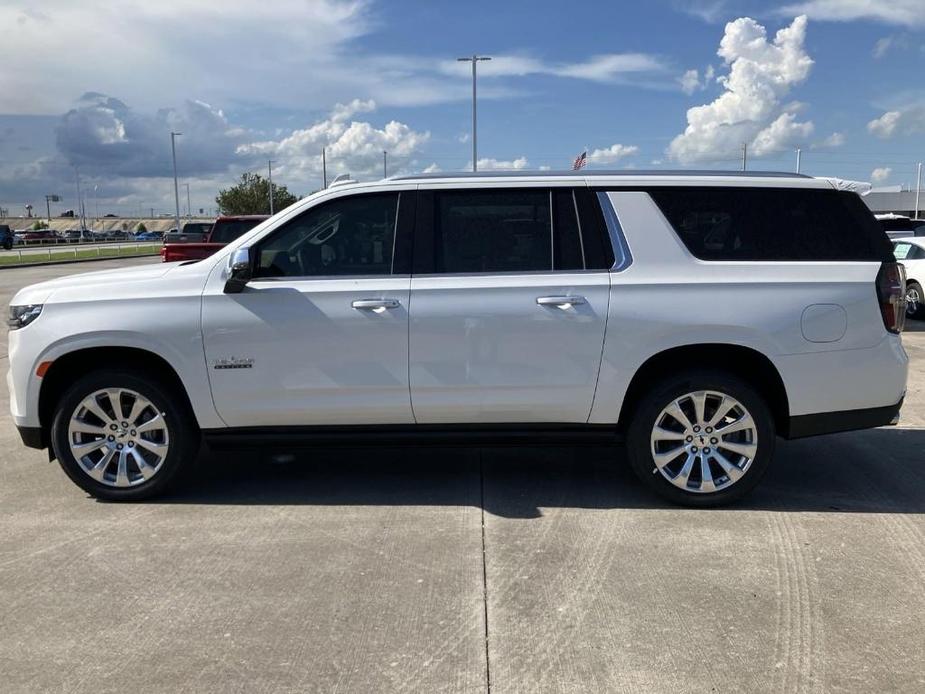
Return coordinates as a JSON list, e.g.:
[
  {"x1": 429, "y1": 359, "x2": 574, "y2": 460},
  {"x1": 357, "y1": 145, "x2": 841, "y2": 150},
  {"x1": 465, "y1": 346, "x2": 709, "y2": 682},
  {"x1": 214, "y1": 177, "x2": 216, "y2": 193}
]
[{"x1": 863, "y1": 186, "x2": 924, "y2": 218}]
